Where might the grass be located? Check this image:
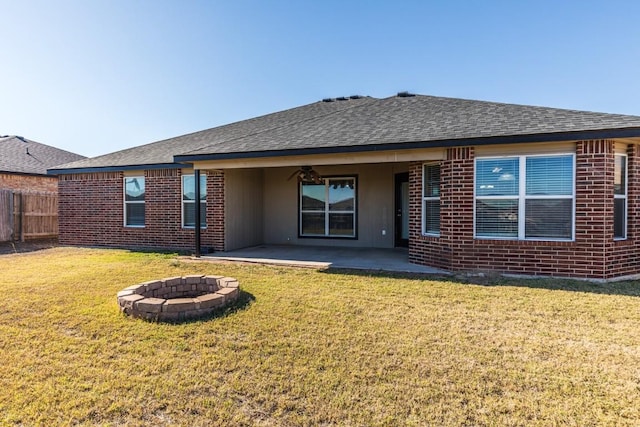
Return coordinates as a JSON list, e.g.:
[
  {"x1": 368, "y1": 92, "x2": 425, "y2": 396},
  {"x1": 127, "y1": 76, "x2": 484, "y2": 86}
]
[{"x1": 1, "y1": 247, "x2": 640, "y2": 426}]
